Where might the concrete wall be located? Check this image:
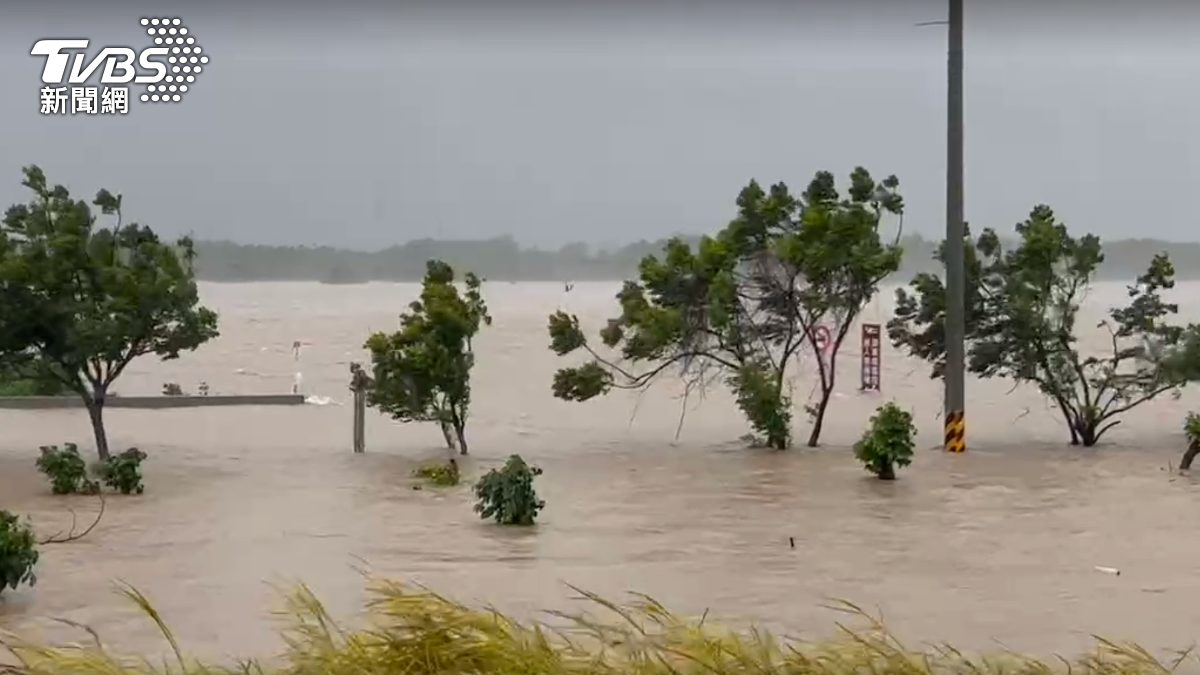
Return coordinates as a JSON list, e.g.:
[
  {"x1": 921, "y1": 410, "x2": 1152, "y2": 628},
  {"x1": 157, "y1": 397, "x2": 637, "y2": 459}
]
[{"x1": 0, "y1": 395, "x2": 307, "y2": 410}]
